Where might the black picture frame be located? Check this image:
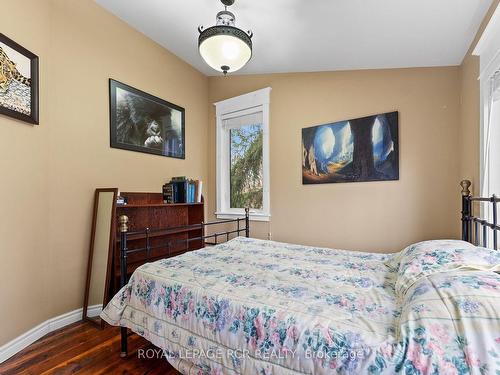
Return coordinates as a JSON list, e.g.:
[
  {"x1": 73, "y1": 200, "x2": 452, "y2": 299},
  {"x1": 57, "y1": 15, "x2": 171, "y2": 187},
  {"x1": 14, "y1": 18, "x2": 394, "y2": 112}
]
[
  {"x1": 109, "y1": 79, "x2": 185, "y2": 159},
  {"x1": 0, "y1": 33, "x2": 39, "y2": 125}
]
